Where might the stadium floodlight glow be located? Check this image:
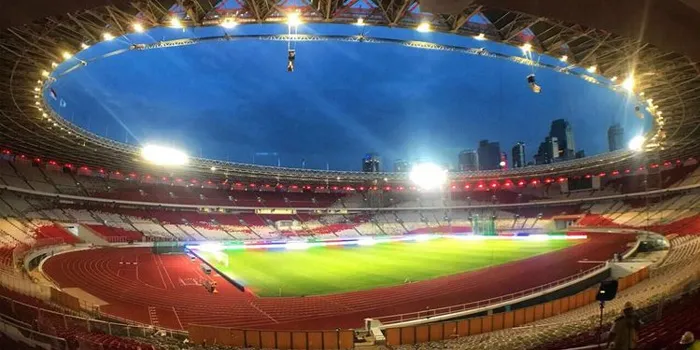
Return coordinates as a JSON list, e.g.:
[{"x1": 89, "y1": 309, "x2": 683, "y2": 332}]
[
  {"x1": 220, "y1": 17, "x2": 237, "y2": 29},
  {"x1": 409, "y1": 162, "x2": 447, "y2": 190},
  {"x1": 610, "y1": 76, "x2": 618, "y2": 82},
  {"x1": 521, "y1": 43, "x2": 532, "y2": 52},
  {"x1": 169, "y1": 16, "x2": 183, "y2": 28},
  {"x1": 61, "y1": 52, "x2": 72, "y2": 60},
  {"x1": 80, "y1": 43, "x2": 89, "y2": 49},
  {"x1": 621, "y1": 75, "x2": 635, "y2": 91},
  {"x1": 141, "y1": 145, "x2": 188, "y2": 166},
  {"x1": 34, "y1": 87, "x2": 40, "y2": 92},
  {"x1": 41, "y1": 70, "x2": 49, "y2": 77},
  {"x1": 416, "y1": 22, "x2": 431, "y2": 32},
  {"x1": 587, "y1": 65, "x2": 597, "y2": 73},
  {"x1": 560, "y1": 55, "x2": 568, "y2": 62},
  {"x1": 102, "y1": 32, "x2": 114, "y2": 41},
  {"x1": 287, "y1": 12, "x2": 302, "y2": 27},
  {"x1": 132, "y1": 22, "x2": 144, "y2": 33},
  {"x1": 51, "y1": 62, "x2": 58, "y2": 68},
  {"x1": 355, "y1": 18, "x2": 365, "y2": 26},
  {"x1": 474, "y1": 33, "x2": 486, "y2": 41},
  {"x1": 628, "y1": 135, "x2": 645, "y2": 151},
  {"x1": 210, "y1": 166, "x2": 217, "y2": 171},
  {"x1": 286, "y1": 241, "x2": 310, "y2": 250}
]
